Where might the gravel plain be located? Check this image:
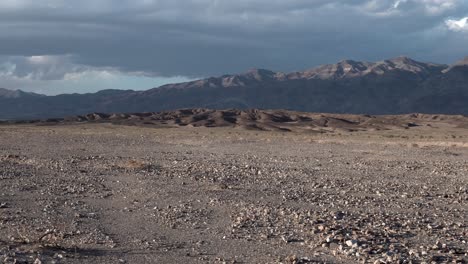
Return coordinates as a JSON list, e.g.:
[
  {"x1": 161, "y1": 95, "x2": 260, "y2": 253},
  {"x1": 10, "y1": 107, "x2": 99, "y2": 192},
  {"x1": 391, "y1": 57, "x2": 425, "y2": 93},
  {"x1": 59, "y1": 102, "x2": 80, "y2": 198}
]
[{"x1": 0, "y1": 123, "x2": 467, "y2": 263}]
